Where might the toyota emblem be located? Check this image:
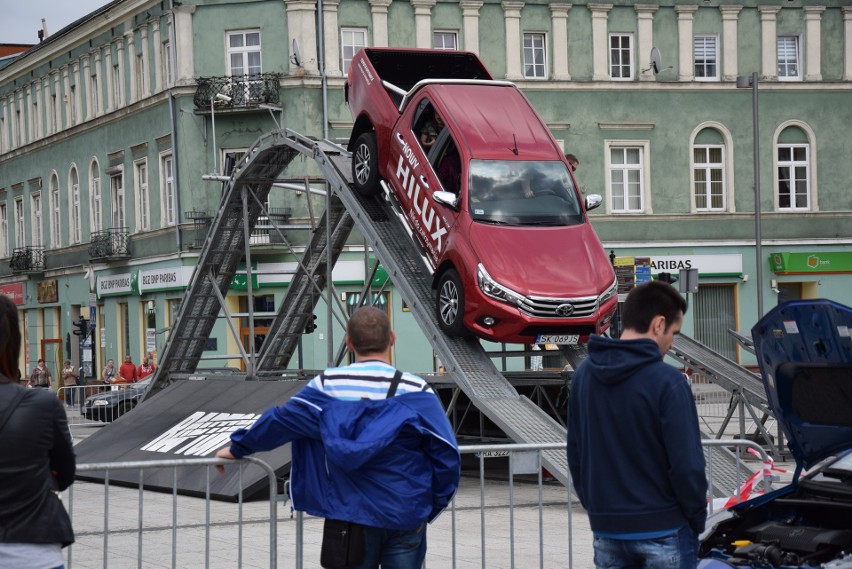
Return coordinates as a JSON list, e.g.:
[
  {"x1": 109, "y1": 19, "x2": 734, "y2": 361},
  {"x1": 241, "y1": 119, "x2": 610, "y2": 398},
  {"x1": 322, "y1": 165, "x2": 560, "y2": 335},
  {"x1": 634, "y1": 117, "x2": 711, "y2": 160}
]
[{"x1": 556, "y1": 304, "x2": 574, "y2": 317}]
